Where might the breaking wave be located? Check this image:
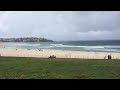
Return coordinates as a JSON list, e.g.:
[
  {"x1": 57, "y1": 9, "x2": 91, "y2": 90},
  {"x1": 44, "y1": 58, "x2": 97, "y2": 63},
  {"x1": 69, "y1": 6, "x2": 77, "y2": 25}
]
[{"x1": 50, "y1": 44, "x2": 120, "y2": 49}]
